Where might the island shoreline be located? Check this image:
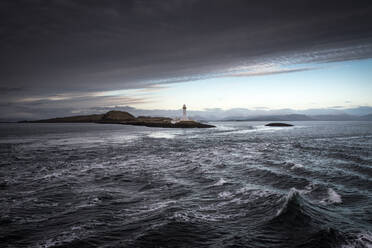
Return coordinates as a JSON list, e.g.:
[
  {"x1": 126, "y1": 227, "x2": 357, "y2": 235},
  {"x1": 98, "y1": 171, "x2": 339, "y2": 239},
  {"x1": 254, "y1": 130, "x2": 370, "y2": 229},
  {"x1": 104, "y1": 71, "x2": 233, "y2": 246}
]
[{"x1": 19, "y1": 110, "x2": 216, "y2": 129}]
